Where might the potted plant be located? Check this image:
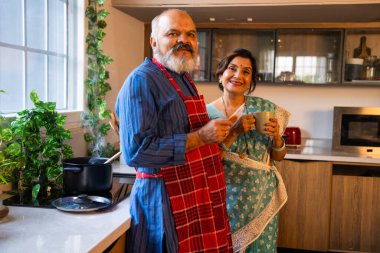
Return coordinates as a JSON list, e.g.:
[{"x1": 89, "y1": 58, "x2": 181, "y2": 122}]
[
  {"x1": 0, "y1": 89, "x2": 16, "y2": 192},
  {"x1": 82, "y1": 0, "x2": 117, "y2": 158},
  {"x1": 0, "y1": 90, "x2": 73, "y2": 200}
]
